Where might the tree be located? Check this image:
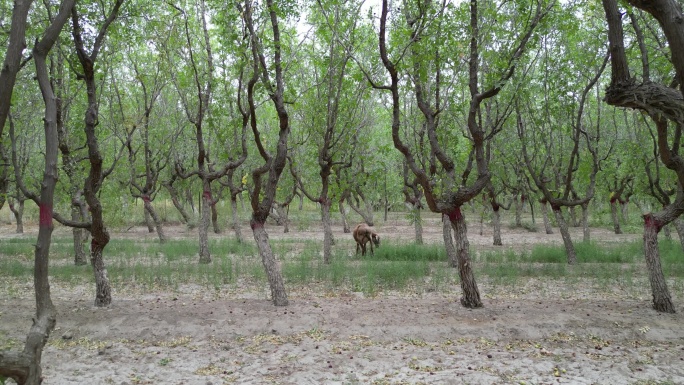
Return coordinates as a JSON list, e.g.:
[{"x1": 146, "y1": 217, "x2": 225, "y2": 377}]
[
  {"x1": 373, "y1": 0, "x2": 550, "y2": 308},
  {"x1": 240, "y1": 0, "x2": 295, "y2": 306},
  {"x1": 601, "y1": 0, "x2": 684, "y2": 313},
  {"x1": 0, "y1": 0, "x2": 76, "y2": 382}
]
